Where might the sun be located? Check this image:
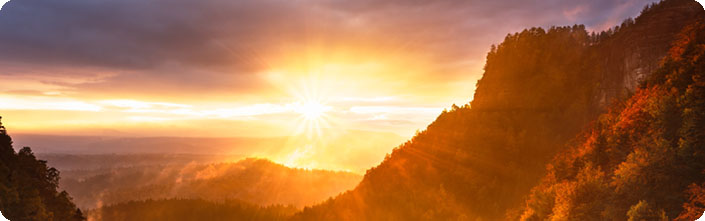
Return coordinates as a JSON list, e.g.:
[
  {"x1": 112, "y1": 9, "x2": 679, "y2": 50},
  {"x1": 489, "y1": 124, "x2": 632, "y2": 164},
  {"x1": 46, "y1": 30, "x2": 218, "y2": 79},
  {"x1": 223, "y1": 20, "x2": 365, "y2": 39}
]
[
  {"x1": 295, "y1": 101, "x2": 331, "y2": 120},
  {"x1": 289, "y1": 98, "x2": 333, "y2": 139}
]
